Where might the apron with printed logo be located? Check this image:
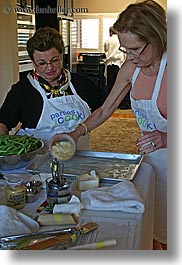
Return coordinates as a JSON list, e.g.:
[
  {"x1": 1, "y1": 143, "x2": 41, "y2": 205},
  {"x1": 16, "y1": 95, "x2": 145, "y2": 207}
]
[
  {"x1": 18, "y1": 73, "x2": 91, "y2": 151},
  {"x1": 130, "y1": 52, "x2": 167, "y2": 243}
]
